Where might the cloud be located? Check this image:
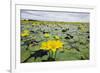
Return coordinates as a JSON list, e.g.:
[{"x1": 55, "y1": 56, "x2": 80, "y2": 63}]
[{"x1": 21, "y1": 10, "x2": 90, "y2": 22}]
